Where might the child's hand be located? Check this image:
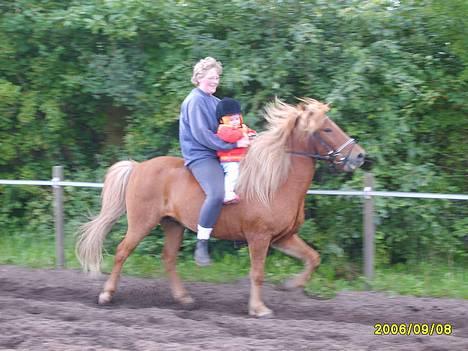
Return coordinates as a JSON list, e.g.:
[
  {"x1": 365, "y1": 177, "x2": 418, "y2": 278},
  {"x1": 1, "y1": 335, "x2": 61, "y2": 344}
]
[
  {"x1": 236, "y1": 136, "x2": 250, "y2": 148},
  {"x1": 247, "y1": 128, "x2": 257, "y2": 139}
]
